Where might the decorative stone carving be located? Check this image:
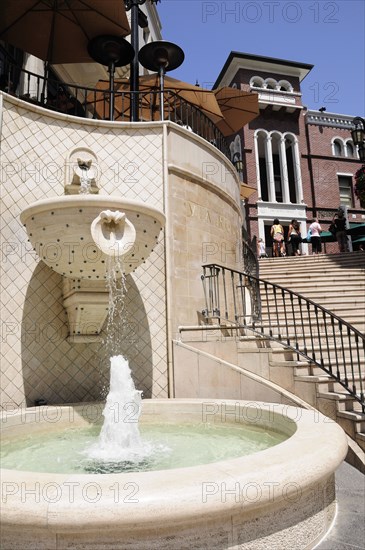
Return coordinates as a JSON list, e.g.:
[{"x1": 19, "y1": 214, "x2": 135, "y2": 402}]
[
  {"x1": 90, "y1": 210, "x2": 136, "y2": 257},
  {"x1": 20, "y1": 195, "x2": 165, "y2": 341},
  {"x1": 65, "y1": 148, "x2": 99, "y2": 194}
]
